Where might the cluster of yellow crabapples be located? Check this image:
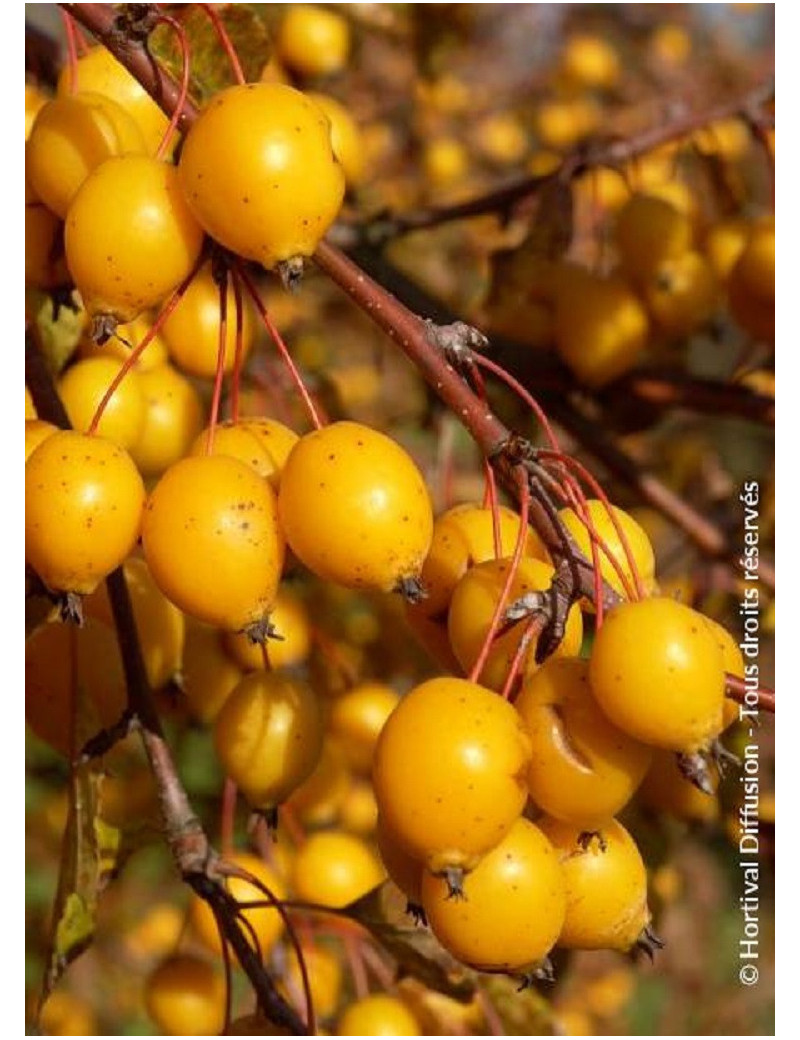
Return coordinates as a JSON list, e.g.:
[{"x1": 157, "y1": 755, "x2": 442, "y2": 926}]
[{"x1": 25, "y1": 33, "x2": 744, "y2": 1006}]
